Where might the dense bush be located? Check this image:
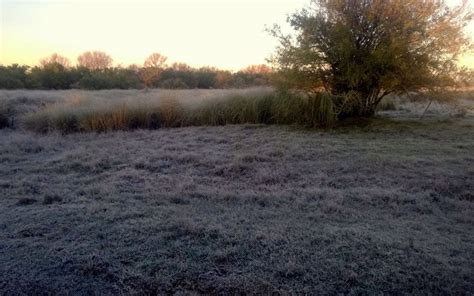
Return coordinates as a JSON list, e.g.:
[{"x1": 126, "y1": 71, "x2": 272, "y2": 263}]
[
  {"x1": 0, "y1": 65, "x2": 29, "y2": 89},
  {"x1": 29, "y1": 63, "x2": 76, "y2": 89},
  {"x1": 232, "y1": 72, "x2": 271, "y2": 88},
  {"x1": 158, "y1": 69, "x2": 198, "y2": 89},
  {"x1": 0, "y1": 62, "x2": 272, "y2": 90},
  {"x1": 78, "y1": 68, "x2": 142, "y2": 90}
]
